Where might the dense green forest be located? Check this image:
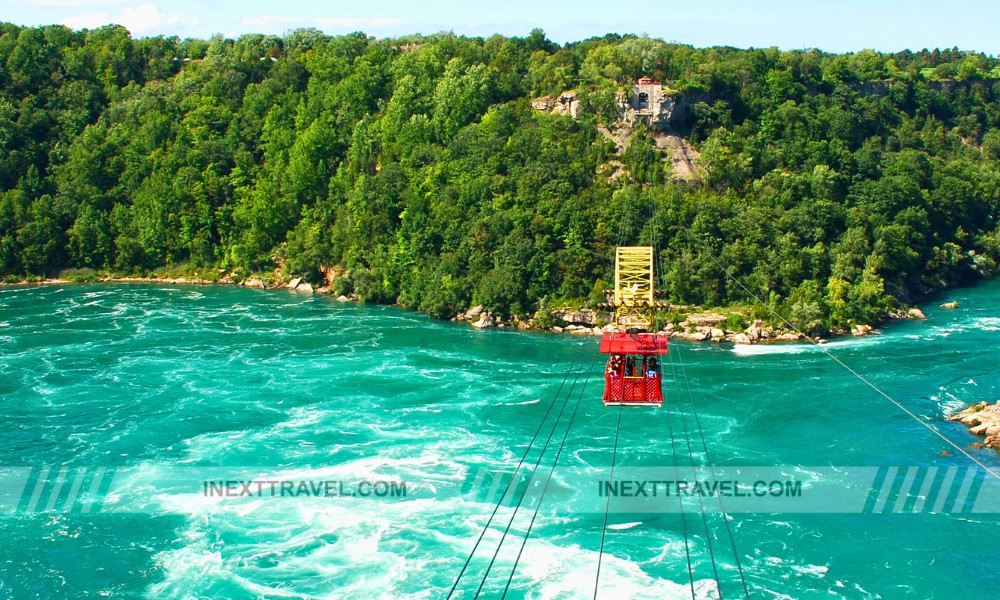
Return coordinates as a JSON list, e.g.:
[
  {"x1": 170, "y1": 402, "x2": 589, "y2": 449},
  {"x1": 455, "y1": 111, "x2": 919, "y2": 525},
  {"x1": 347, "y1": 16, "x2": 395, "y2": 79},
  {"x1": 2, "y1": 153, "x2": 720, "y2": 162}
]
[{"x1": 2, "y1": 24, "x2": 999, "y2": 333}]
